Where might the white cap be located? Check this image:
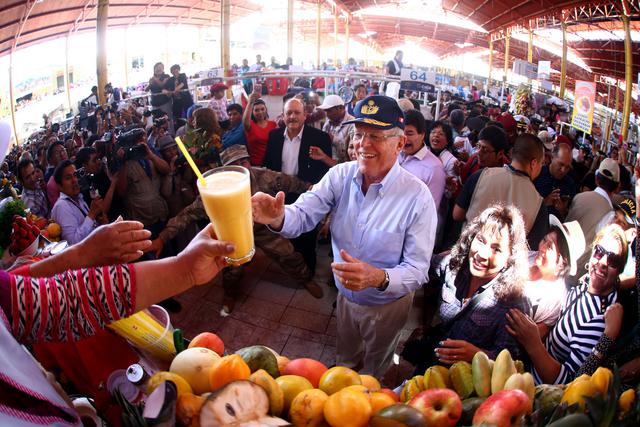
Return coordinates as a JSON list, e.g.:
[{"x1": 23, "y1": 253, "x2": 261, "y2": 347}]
[{"x1": 317, "y1": 94, "x2": 345, "y2": 110}]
